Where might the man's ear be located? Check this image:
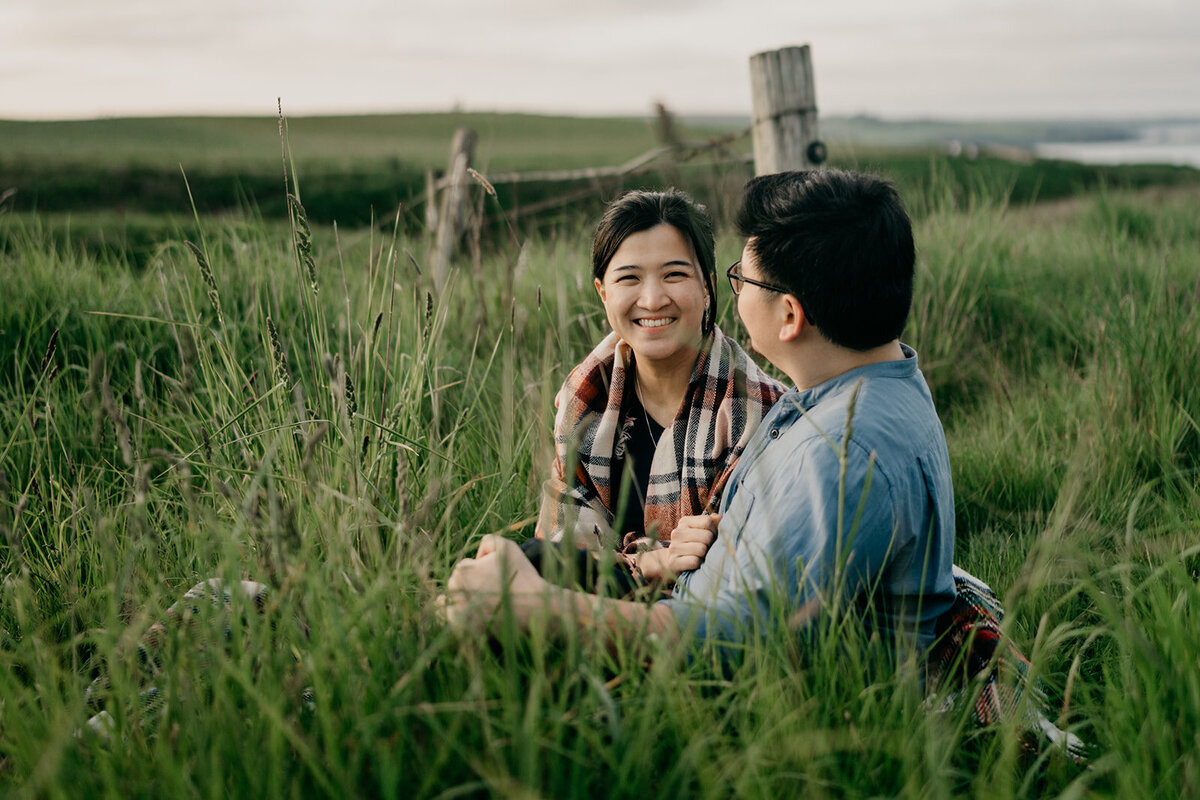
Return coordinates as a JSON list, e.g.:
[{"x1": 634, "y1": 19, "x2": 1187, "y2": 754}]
[
  {"x1": 594, "y1": 277, "x2": 606, "y2": 303},
  {"x1": 778, "y1": 294, "x2": 807, "y2": 342}
]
